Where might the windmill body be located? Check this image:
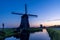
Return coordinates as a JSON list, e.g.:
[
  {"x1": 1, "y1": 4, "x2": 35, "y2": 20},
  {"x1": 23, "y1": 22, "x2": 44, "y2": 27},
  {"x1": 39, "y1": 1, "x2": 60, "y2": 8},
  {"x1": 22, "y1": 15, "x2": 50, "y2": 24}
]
[{"x1": 19, "y1": 14, "x2": 30, "y2": 29}]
